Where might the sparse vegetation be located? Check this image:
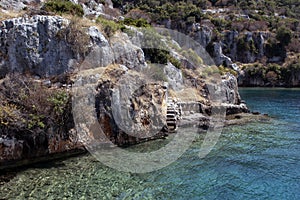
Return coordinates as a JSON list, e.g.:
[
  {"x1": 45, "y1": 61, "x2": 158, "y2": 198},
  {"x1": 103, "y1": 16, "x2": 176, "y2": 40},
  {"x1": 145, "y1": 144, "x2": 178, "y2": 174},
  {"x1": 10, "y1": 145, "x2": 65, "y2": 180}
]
[
  {"x1": 168, "y1": 55, "x2": 182, "y2": 69},
  {"x1": 144, "y1": 64, "x2": 168, "y2": 82},
  {"x1": 43, "y1": 0, "x2": 84, "y2": 17},
  {"x1": 219, "y1": 65, "x2": 238, "y2": 76},
  {"x1": 56, "y1": 18, "x2": 90, "y2": 56},
  {"x1": 0, "y1": 75, "x2": 72, "y2": 133},
  {"x1": 96, "y1": 17, "x2": 125, "y2": 37}
]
